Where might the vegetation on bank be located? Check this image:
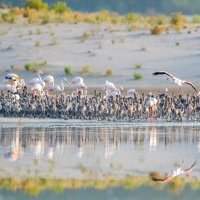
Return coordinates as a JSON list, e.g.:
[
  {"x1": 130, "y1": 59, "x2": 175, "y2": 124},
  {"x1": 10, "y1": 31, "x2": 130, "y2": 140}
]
[
  {"x1": 0, "y1": 0, "x2": 199, "y2": 33},
  {"x1": 24, "y1": 60, "x2": 47, "y2": 72},
  {"x1": 0, "y1": 175, "x2": 198, "y2": 197}
]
